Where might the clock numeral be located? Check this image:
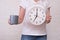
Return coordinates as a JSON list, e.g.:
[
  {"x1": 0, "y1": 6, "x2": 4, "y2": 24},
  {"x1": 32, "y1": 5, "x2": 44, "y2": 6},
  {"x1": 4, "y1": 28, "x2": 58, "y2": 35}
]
[
  {"x1": 39, "y1": 21, "x2": 41, "y2": 23},
  {"x1": 30, "y1": 18, "x2": 32, "y2": 20},
  {"x1": 36, "y1": 21, "x2": 38, "y2": 24},
  {"x1": 29, "y1": 15, "x2": 31, "y2": 17},
  {"x1": 31, "y1": 12, "x2": 33, "y2": 14},
  {"x1": 33, "y1": 8, "x2": 35, "y2": 11},
  {"x1": 40, "y1": 9, "x2": 41, "y2": 11},
  {"x1": 36, "y1": 8, "x2": 38, "y2": 11},
  {"x1": 43, "y1": 15, "x2": 45, "y2": 17},
  {"x1": 42, "y1": 18, "x2": 44, "y2": 20},
  {"x1": 42, "y1": 12, "x2": 44, "y2": 14},
  {"x1": 34, "y1": 15, "x2": 36, "y2": 17}
]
